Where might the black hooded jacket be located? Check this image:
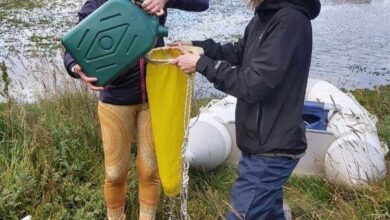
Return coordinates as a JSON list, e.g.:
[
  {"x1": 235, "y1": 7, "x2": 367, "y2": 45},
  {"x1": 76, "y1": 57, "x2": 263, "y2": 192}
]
[{"x1": 193, "y1": 0, "x2": 321, "y2": 155}]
